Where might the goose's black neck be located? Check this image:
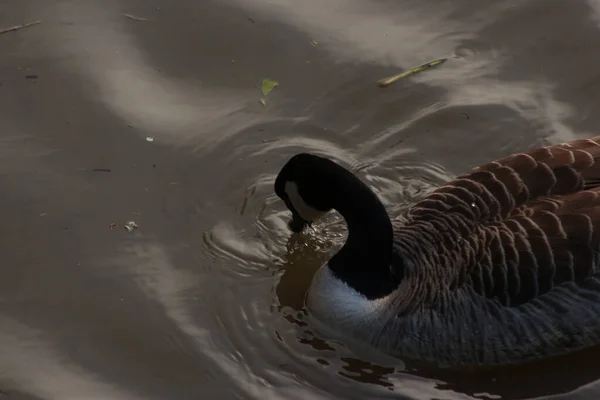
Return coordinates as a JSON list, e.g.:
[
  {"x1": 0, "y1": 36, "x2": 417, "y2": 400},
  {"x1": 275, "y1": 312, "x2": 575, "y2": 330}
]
[{"x1": 326, "y1": 167, "x2": 402, "y2": 300}]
